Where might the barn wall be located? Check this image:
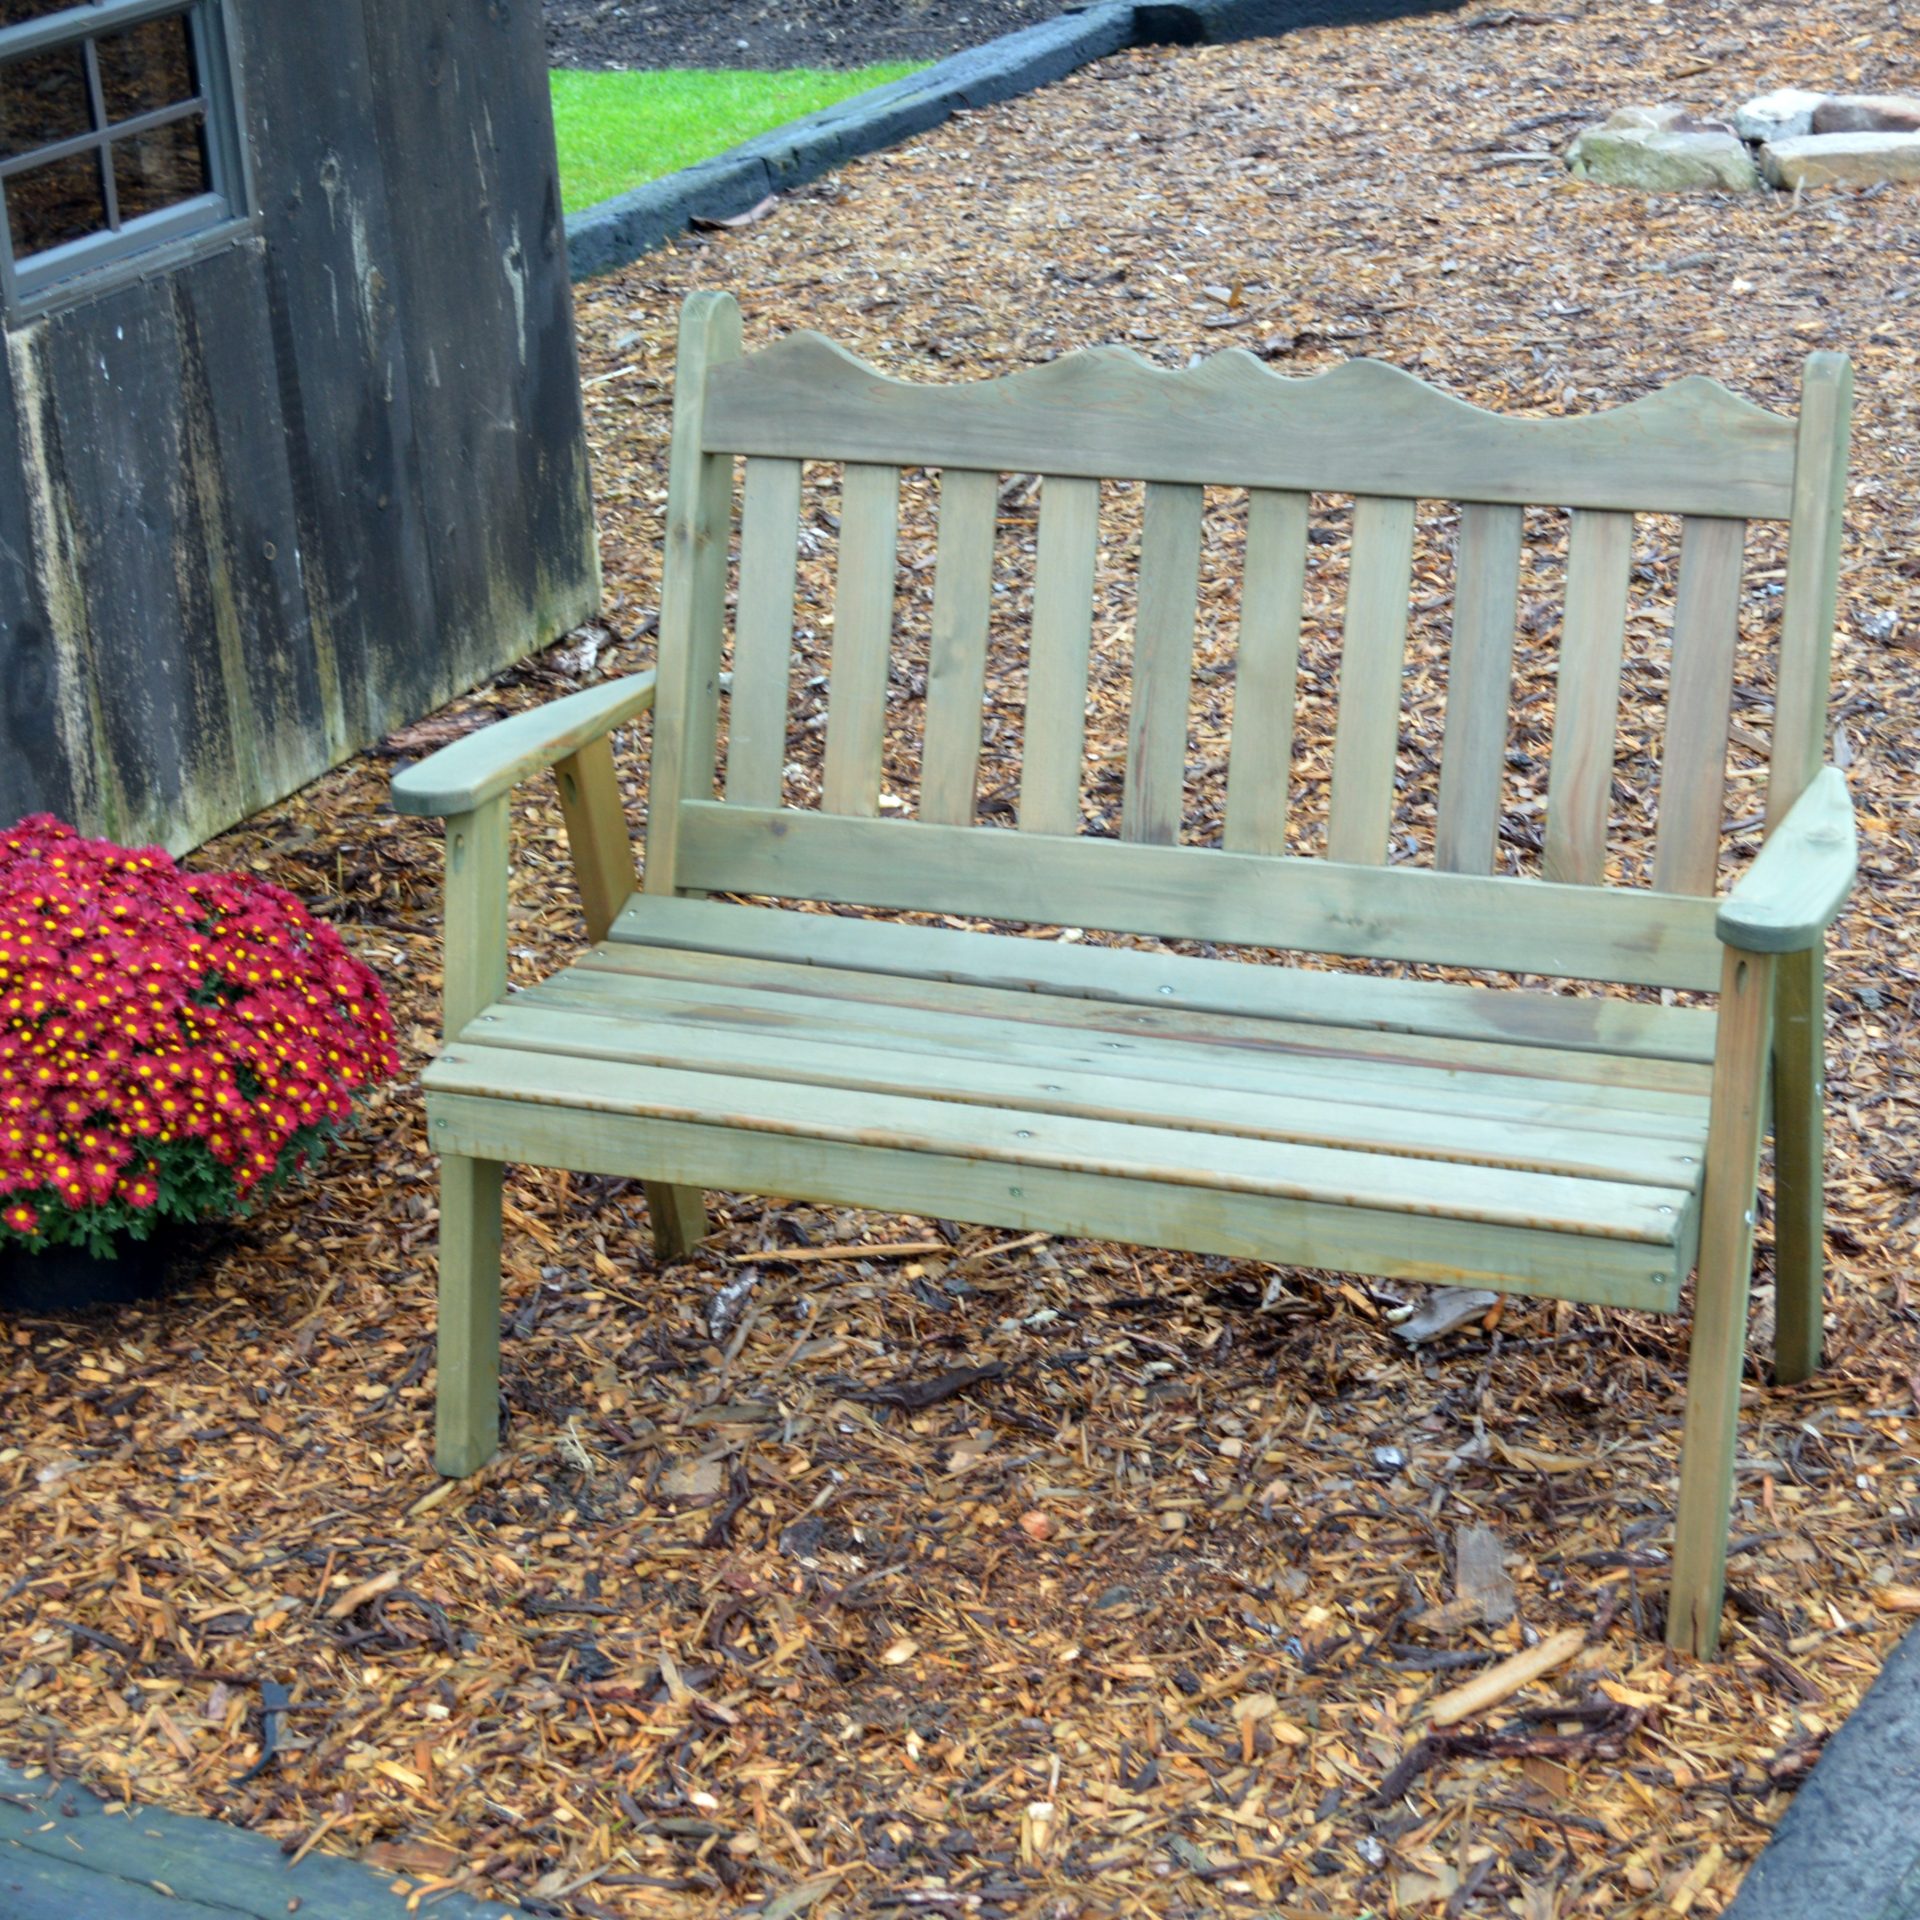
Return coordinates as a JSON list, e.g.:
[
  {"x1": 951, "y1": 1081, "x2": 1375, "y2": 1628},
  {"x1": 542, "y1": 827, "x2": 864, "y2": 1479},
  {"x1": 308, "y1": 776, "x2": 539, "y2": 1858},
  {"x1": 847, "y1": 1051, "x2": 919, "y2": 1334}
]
[{"x1": 0, "y1": 0, "x2": 599, "y2": 851}]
